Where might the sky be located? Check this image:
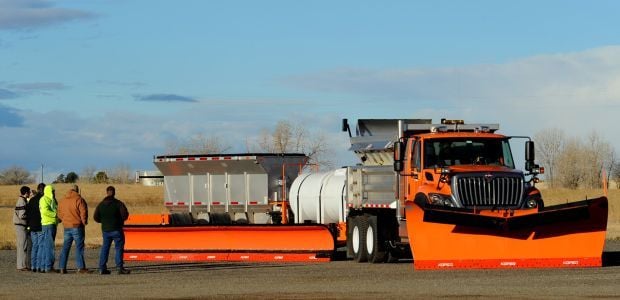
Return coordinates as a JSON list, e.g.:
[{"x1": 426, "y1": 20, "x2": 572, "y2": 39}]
[{"x1": 1, "y1": 0, "x2": 620, "y2": 182}]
